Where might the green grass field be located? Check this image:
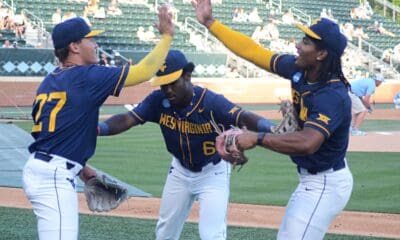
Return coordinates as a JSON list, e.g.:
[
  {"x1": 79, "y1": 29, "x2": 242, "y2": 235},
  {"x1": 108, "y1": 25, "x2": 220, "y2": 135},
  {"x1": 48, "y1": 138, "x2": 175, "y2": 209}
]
[{"x1": 3, "y1": 113, "x2": 399, "y2": 240}]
